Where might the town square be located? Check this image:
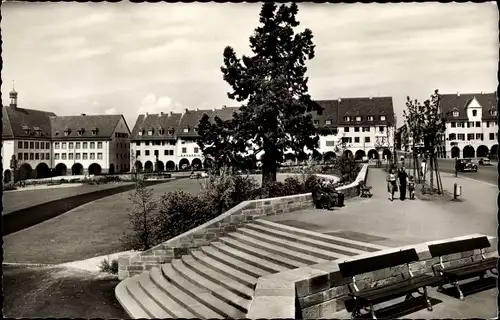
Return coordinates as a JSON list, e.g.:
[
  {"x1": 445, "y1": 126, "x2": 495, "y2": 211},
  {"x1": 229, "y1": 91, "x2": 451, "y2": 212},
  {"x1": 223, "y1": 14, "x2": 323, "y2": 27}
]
[{"x1": 1, "y1": 2, "x2": 498, "y2": 319}]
